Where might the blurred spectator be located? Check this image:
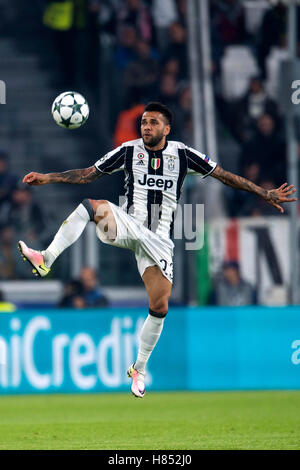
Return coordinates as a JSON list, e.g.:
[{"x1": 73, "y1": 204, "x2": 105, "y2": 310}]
[
  {"x1": 0, "y1": 151, "x2": 18, "y2": 209},
  {"x1": 176, "y1": 0, "x2": 187, "y2": 26},
  {"x1": 58, "y1": 267, "x2": 109, "y2": 308},
  {"x1": 114, "y1": 103, "x2": 145, "y2": 147},
  {"x1": 118, "y1": 0, "x2": 154, "y2": 44},
  {"x1": 225, "y1": 76, "x2": 279, "y2": 144},
  {"x1": 7, "y1": 184, "x2": 47, "y2": 245},
  {"x1": 210, "y1": 261, "x2": 256, "y2": 306},
  {"x1": 0, "y1": 182, "x2": 51, "y2": 279},
  {"x1": 164, "y1": 22, "x2": 188, "y2": 80},
  {"x1": 0, "y1": 226, "x2": 15, "y2": 280},
  {"x1": 158, "y1": 73, "x2": 179, "y2": 110},
  {"x1": 43, "y1": 0, "x2": 99, "y2": 88},
  {"x1": 226, "y1": 163, "x2": 260, "y2": 217},
  {"x1": 0, "y1": 290, "x2": 17, "y2": 312},
  {"x1": 211, "y1": 0, "x2": 246, "y2": 47},
  {"x1": 80, "y1": 267, "x2": 109, "y2": 307},
  {"x1": 124, "y1": 39, "x2": 159, "y2": 105},
  {"x1": 151, "y1": 0, "x2": 178, "y2": 52},
  {"x1": 239, "y1": 113, "x2": 286, "y2": 186},
  {"x1": 162, "y1": 57, "x2": 180, "y2": 78},
  {"x1": 115, "y1": 24, "x2": 138, "y2": 69},
  {"x1": 172, "y1": 85, "x2": 192, "y2": 143},
  {"x1": 58, "y1": 280, "x2": 84, "y2": 308},
  {"x1": 90, "y1": 0, "x2": 117, "y2": 38},
  {"x1": 210, "y1": 0, "x2": 247, "y2": 77},
  {"x1": 257, "y1": 1, "x2": 287, "y2": 78}
]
